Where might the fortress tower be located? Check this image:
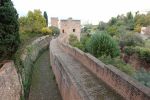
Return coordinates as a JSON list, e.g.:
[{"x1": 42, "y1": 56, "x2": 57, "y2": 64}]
[
  {"x1": 60, "y1": 17, "x2": 81, "y2": 40},
  {"x1": 51, "y1": 17, "x2": 58, "y2": 27}
]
